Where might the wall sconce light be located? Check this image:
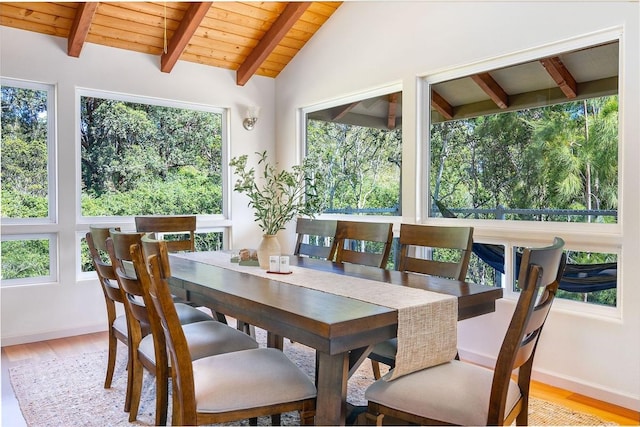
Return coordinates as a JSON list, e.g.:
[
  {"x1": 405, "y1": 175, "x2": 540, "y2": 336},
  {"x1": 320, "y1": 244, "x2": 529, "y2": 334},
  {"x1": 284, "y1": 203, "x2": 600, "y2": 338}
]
[{"x1": 243, "y1": 105, "x2": 260, "y2": 131}]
